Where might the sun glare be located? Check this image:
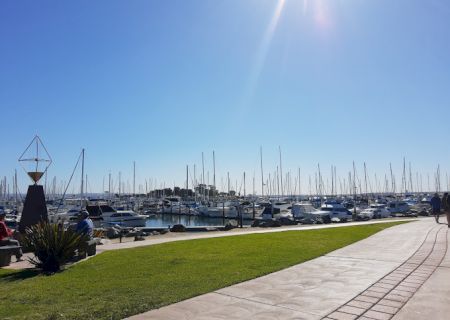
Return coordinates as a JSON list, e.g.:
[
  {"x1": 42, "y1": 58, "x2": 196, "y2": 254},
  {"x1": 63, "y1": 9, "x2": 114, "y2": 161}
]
[
  {"x1": 243, "y1": 0, "x2": 286, "y2": 106},
  {"x1": 314, "y1": 0, "x2": 331, "y2": 29}
]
